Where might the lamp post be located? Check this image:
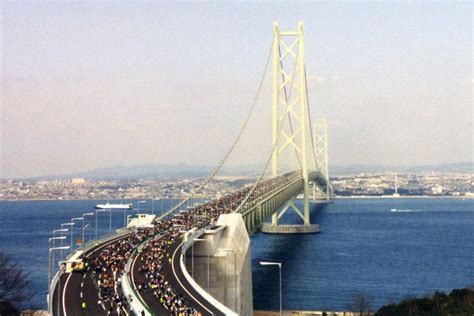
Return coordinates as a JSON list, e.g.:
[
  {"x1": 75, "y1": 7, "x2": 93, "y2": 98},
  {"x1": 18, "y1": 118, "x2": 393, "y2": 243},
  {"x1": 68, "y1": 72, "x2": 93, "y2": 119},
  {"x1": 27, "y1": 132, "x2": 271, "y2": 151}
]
[
  {"x1": 260, "y1": 261, "x2": 282, "y2": 316},
  {"x1": 48, "y1": 237, "x2": 67, "y2": 302},
  {"x1": 82, "y1": 212, "x2": 94, "y2": 249},
  {"x1": 219, "y1": 248, "x2": 237, "y2": 311},
  {"x1": 95, "y1": 209, "x2": 109, "y2": 239},
  {"x1": 48, "y1": 246, "x2": 69, "y2": 315},
  {"x1": 152, "y1": 198, "x2": 157, "y2": 215},
  {"x1": 61, "y1": 222, "x2": 75, "y2": 254},
  {"x1": 137, "y1": 200, "x2": 146, "y2": 214},
  {"x1": 194, "y1": 238, "x2": 210, "y2": 293},
  {"x1": 53, "y1": 229, "x2": 69, "y2": 261},
  {"x1": 71, "y1": 217, "x2": 84, "y2": 250}
]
